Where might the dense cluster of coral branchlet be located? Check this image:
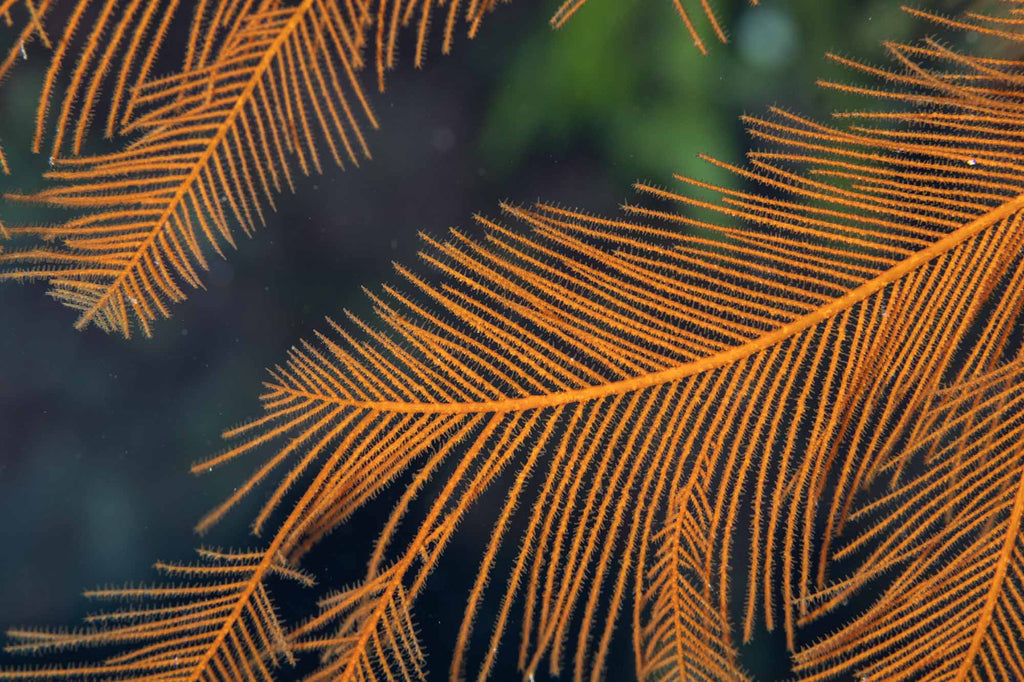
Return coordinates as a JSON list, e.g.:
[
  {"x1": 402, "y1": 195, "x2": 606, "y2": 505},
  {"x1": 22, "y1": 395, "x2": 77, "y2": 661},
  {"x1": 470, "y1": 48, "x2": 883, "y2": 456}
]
[{"x1": 1, "y1": 1, "x2": 1024, "y2": 681}]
